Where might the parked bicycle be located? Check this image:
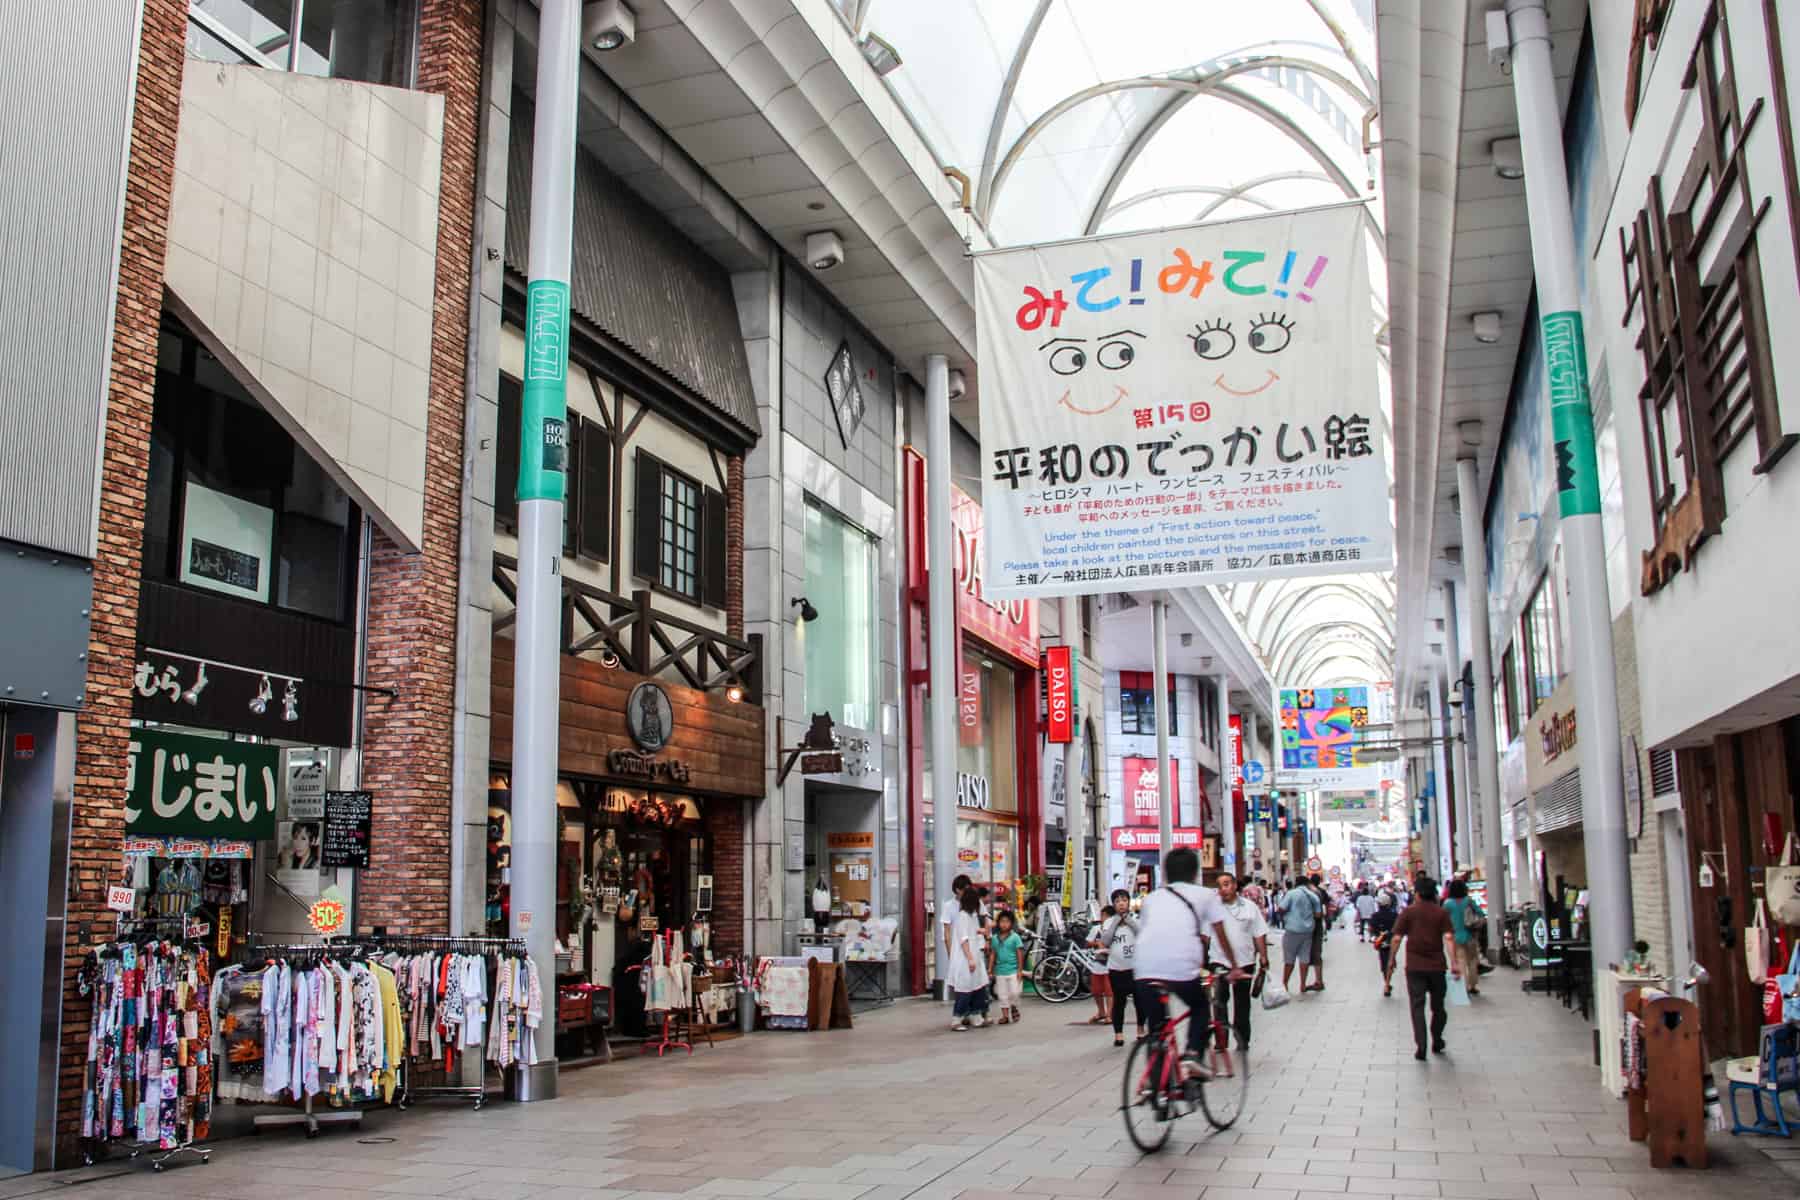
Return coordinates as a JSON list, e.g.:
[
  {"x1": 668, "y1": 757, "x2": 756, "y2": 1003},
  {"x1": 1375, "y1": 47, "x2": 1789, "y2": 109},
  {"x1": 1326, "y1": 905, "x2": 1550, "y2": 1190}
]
[
  {"x1": 1032, "y1": 934, "x2": 1103, "y2": 1003},
  {"x1": 1120, "y1": 974, "x2": 1250, "y2": 1151}
]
